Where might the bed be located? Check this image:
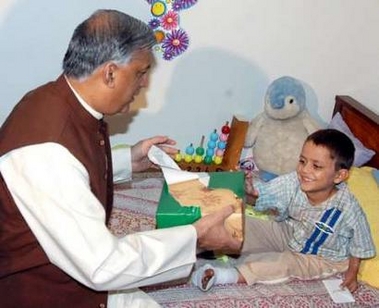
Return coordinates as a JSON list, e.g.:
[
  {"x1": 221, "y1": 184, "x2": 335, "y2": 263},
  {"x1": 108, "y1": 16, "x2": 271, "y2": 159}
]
[
  {"x1": 109, "y1": 95, "x2": 379, "y2": 307},
  {"x1": 333, "y1": 95, "x2": 379, "y2": 169}
]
